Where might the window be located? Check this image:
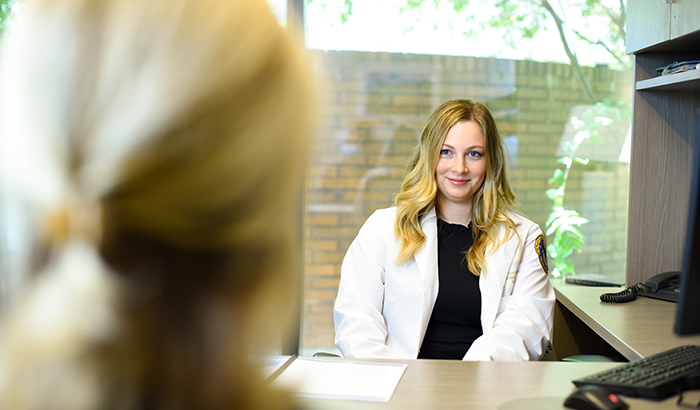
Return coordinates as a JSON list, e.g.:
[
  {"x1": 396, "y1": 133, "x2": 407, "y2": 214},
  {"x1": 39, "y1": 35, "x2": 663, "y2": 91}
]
[
  {"x1": 266, "y1": 0, "x2": 287, "y2": 27},
  {"x1": 0, "y1": 0, "x2": 23, "y2": 314},
  {"x1": 300, "y1": 0, "x2": 631, "y2": 356}
]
